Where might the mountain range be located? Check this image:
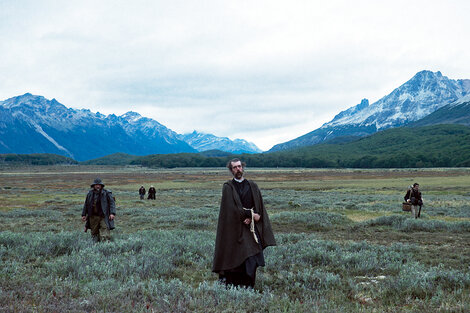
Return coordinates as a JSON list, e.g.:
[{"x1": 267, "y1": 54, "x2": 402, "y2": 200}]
[
  {"x1": 1, "y1": 70, "x2": 470, "y2": 162},
  {"x1": 269, "y1": 70, "x2": 470, "y2": 151},
  {"x1": 0, "y1": 94, "x2": 261, "y2": 161},
  {"x1": 75, "y1": 123, "x2": 470, "y2": 168},
  {"x1": 179, "y1": 131, "x2": 262, "y2": 154}
]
